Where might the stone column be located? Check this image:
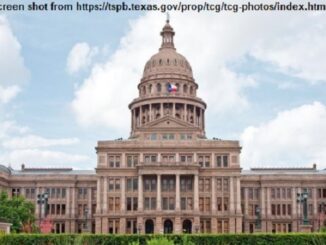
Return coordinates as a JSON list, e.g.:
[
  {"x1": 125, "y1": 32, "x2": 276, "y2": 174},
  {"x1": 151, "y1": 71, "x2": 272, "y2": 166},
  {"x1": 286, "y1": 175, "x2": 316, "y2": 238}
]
[
  {"x1": 103, "y1": 177, "x2": 108, "y2": 213},
  {"x1": 121, "y1": 153, "x2": 125, "y2": 168},
  {"x1": 230, "y1": 177, "x2": 235, "y2": 214},
  {"x1": 149, "y1": 104, "x2": 152, "y2": 121},
  {"x1": 140, "y1": 106, "x2": 143, "y2": 126},
  {"x1": 71, "y1": 187, "x2": 76, "y2": 217},
  {"x1": 313, "y1": 188, "x2": 317, "y2": 216},
  {"x1": 160, "y1": 103, "x2": 163, "y2": 118},
  {"x1": 194, "y1": 174, "x2": 199, "y2": 211},
  {"x1": 172, "y1": 103, "x2": 176, "y2": 117},
  {"x1": 236, "y1": 178, "x2": 241, "y2": 214},
  {"x1": 121, "y1": 177, "x2": 126, "y2": 212},
  {"x1": 266, "y1": 188, "x2": 271, "y2": 217},
  {"x1": 96, "y1": 178, "x2": 101, "y2": 214},
  {"x1": 176, "y1": 174, "x2": 180, "y2": 211},
  {"x1": 157, "y1": 174, "x2": 161, "y2": 211},
  {"x1": 66, "y1": 188, "x2": 71, "y2": 218},
  {"x1": 88, "y1": 188, "x2": 92, "y2": 230},
  {"x1": 212, "y1": 177, "x2": 216, "y2": 212},
  {"x1": 244, "y1": 188, "x2": 248, "y2": 216},
  {"x1": 138, "y1": 175, "x2": 143, "y2": 211},
  {"x1": 292, "y1": 187, "x2": 297, "y2": 217},
  {"x1": 184, "y1": 104, "x2": 188, "y2": 121}
]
